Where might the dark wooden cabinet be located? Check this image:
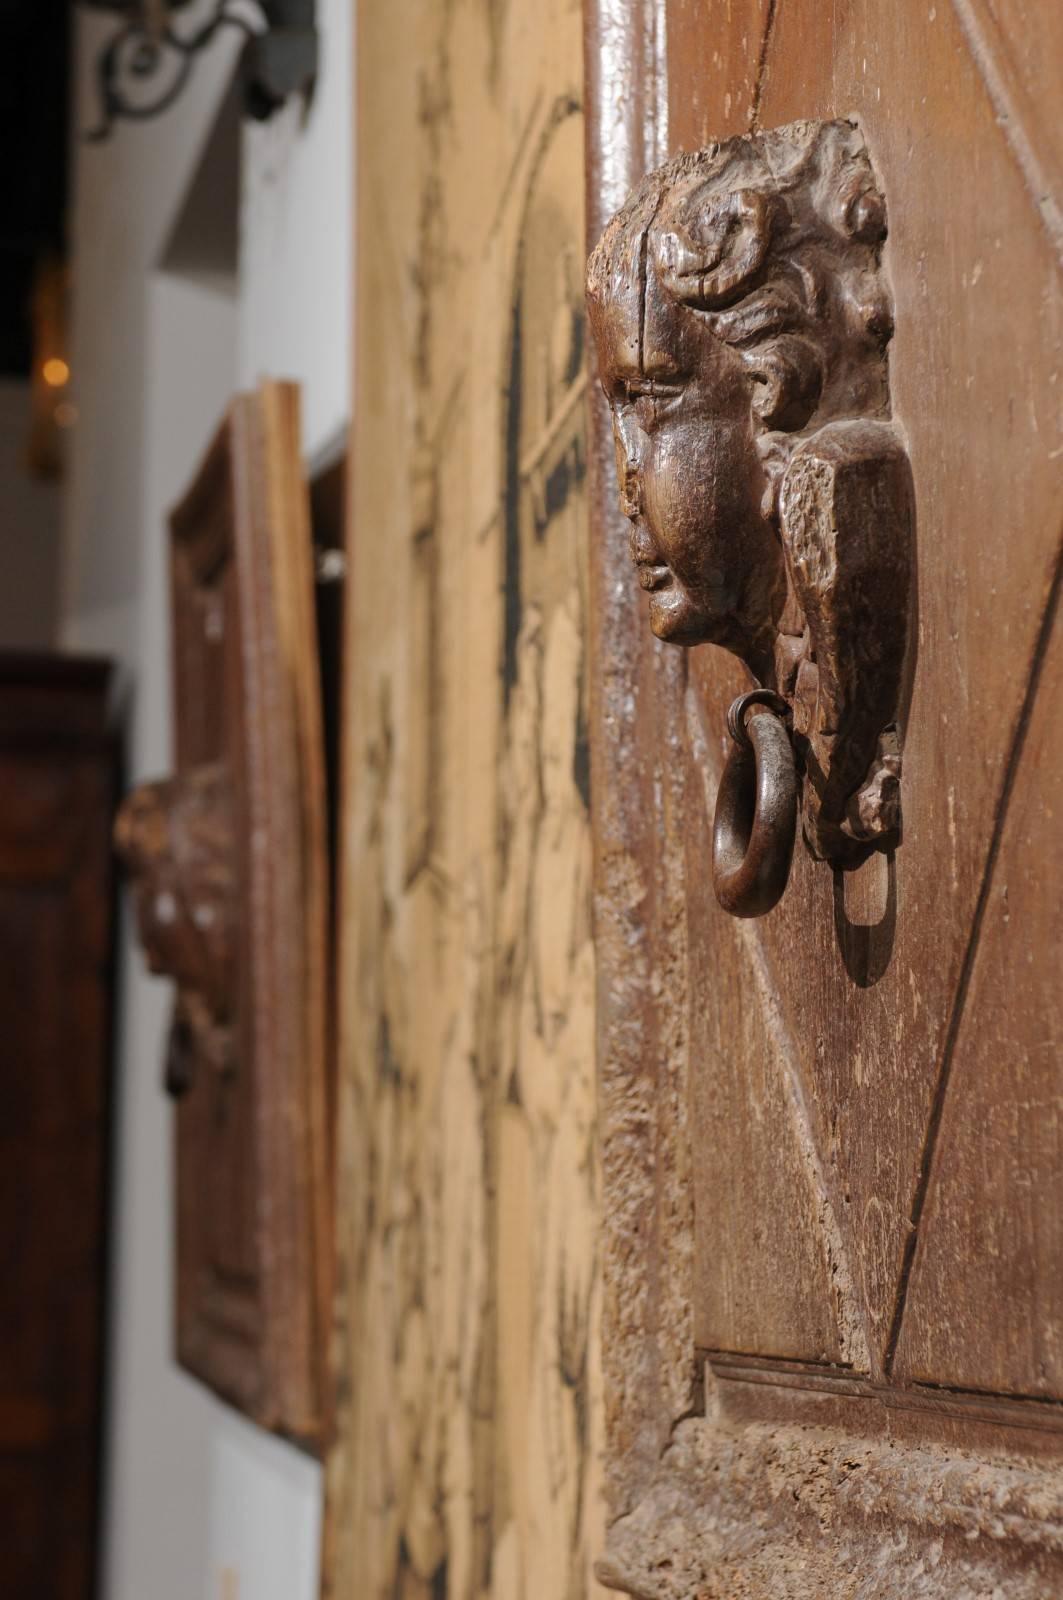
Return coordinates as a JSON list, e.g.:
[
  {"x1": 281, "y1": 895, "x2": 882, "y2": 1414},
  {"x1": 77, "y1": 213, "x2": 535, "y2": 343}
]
[{"x1": 0, "y1": 652, "x2": 117, "y2": 1600}]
